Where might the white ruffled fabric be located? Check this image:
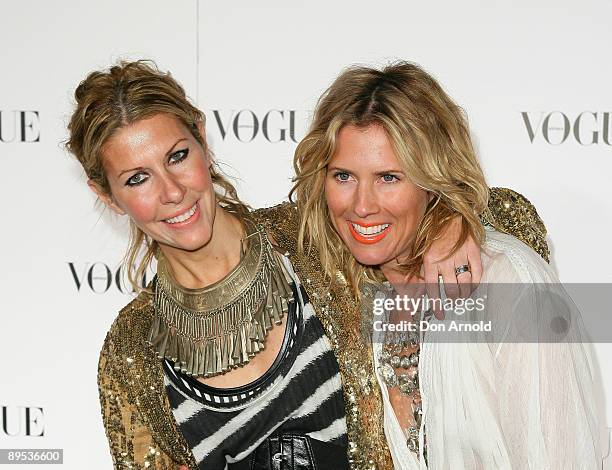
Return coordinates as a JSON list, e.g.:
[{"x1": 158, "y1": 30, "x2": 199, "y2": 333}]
[{"x1": 374, "y1": 228, "x2": 601, "y2": 469}]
